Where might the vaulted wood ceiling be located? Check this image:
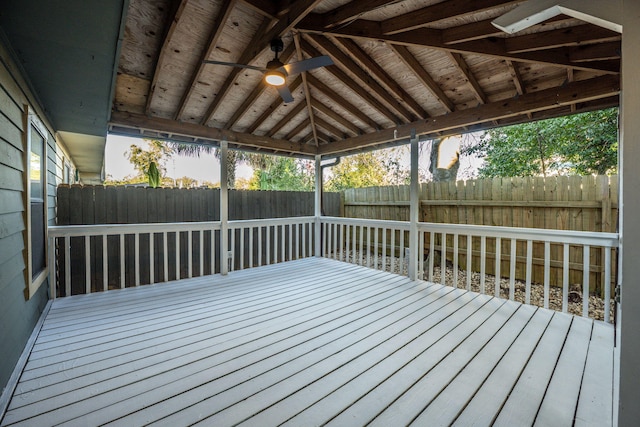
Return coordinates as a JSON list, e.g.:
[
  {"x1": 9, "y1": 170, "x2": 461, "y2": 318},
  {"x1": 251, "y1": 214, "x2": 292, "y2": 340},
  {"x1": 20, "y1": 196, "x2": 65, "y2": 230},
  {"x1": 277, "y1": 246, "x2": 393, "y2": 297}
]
[{"x1": 110, "y1": 0, "x2": 621, "y2": 158}]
